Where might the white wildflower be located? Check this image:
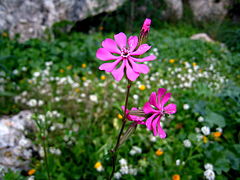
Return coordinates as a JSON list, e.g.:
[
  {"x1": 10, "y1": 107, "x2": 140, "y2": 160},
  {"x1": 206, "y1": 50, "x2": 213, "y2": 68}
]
[
  {"x1": 33, "y1": 72, "x2": 40, "y2": 77},
  {"x1": 204, "y1": 163, "x2": 213, "y2": 170},
  {"x1": 119, "y1": 158, "x2": 127, "y2": 166},
  {"x1": 183, "y1": 139, "x2": 192, "y2": 148},
  {"x1": 204, "y1": 169, "x2": 215, "y2": 180},
  {"x1": 89, "y1": 94, "x2": 98, "y2": 103},
  {"x1": 149, "y1": 135, "x2": 157, "y2": 142},
  {"x1": 114, "y1": 172, "x2": 122, "y2": 179},
  {"x1": 176, "y1": 159, "x2": 181, "y2": 166},
  {"x1": 27, "y1": 99, "x2": 37, "y2": 107},
  {"x1": 198, "y1": 116, "x2": 204, "y2": 122},
  {"x1": 183, "y1": 104, "x2": 190, "y2": 110},
  {"x1": 201, "y1": 126, "x2": 210, "y2": 135},
  {"x1": 216, "y1": 127, "x2": 222, "y2": 133}
]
